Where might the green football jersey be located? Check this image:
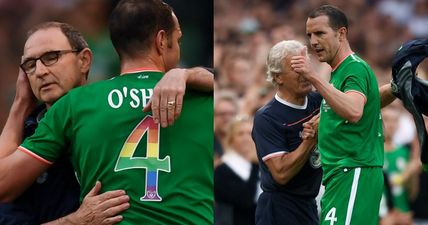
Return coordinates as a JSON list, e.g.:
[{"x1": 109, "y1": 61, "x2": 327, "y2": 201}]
[
  {"x1": 318, "y1": 54, "x2": 384, "y2": 182},
  {"x1": 384, "y1": 145, "x2": 411, "y2": 212},
  {"x1": 20, "y1": 71, "x2": 214, "y2": 224}
]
